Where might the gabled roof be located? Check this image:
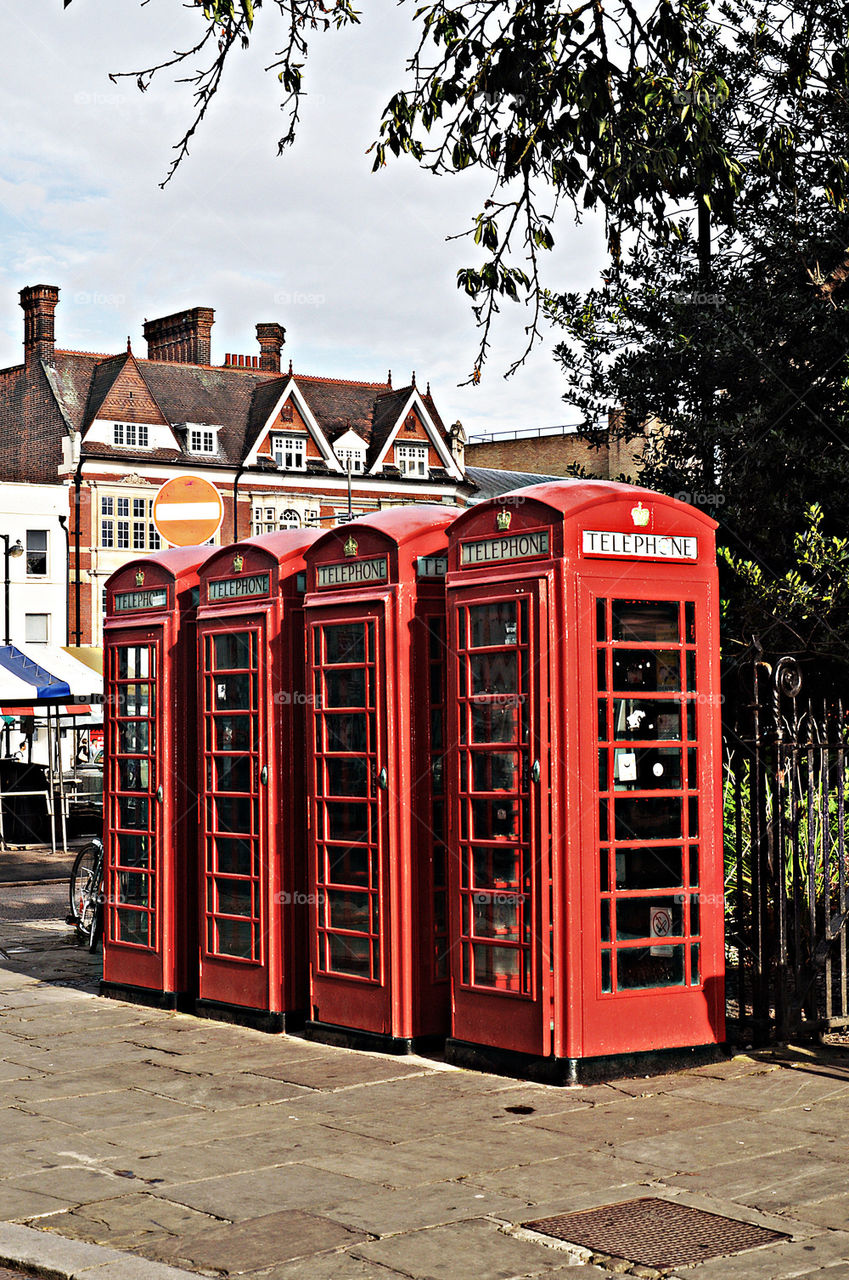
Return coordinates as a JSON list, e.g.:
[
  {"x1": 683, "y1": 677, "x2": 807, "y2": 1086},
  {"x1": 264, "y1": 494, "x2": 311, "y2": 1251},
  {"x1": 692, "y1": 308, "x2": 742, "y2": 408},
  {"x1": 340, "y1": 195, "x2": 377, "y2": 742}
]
[{"x1": 0, "y1": 339, "x2": 461, "y2": 487}]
